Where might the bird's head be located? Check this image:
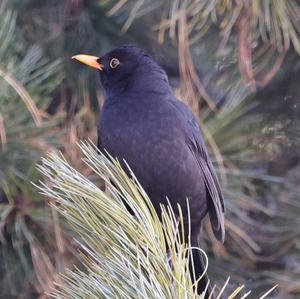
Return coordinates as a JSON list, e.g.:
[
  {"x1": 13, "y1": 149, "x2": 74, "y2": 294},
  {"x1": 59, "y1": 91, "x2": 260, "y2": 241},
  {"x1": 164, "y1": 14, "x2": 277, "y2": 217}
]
[{"x1": 72, "y1": 44, "x2": 170, "y2": 95}]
